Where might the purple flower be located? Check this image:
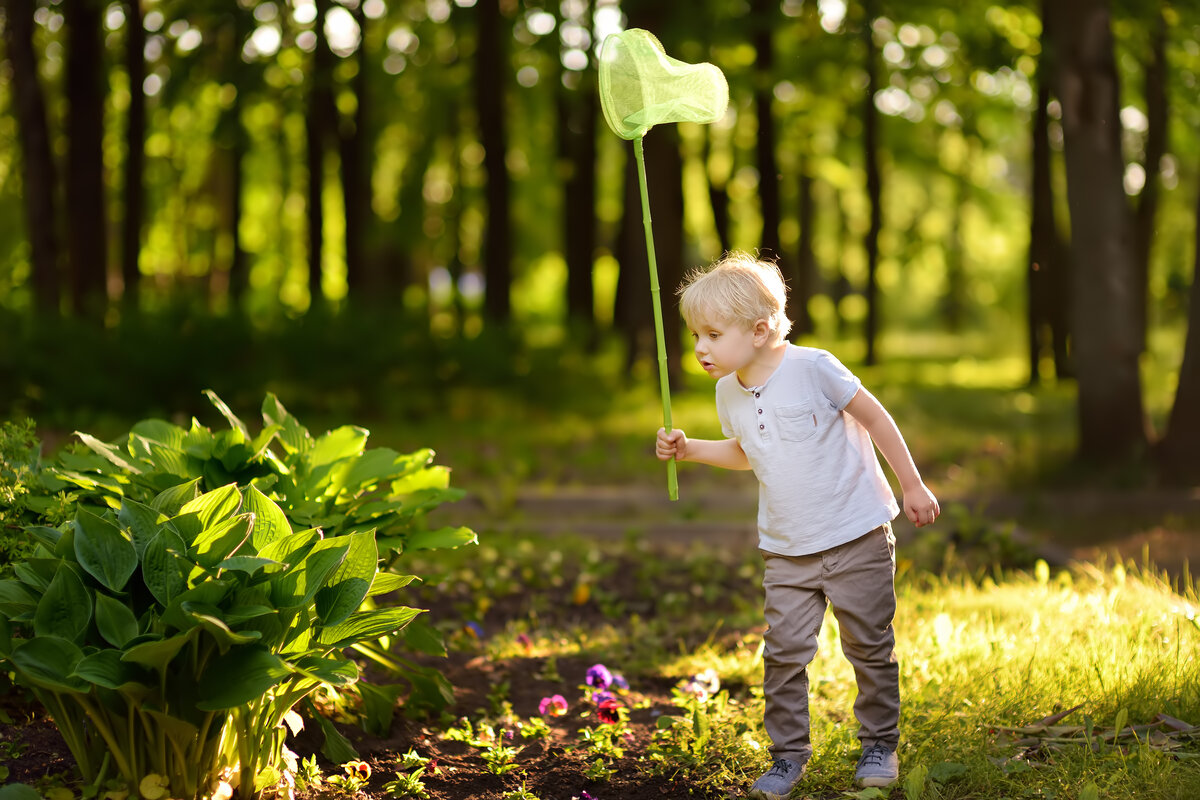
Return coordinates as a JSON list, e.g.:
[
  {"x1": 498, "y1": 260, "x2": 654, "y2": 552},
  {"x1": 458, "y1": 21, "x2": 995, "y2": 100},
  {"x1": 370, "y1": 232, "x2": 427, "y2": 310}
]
[
  {"x1": 538, "y1": 694, "x2": 568, "y2": 716},
  {"x1": 611, "y1": 673, "x2": 629, "y2": 691},
  {"x1": 592, "y1": 690, "x2": 616, "y2": 706},
  {"x1": 586, "y1": 663, "x2": 613, "y2": 689}
]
